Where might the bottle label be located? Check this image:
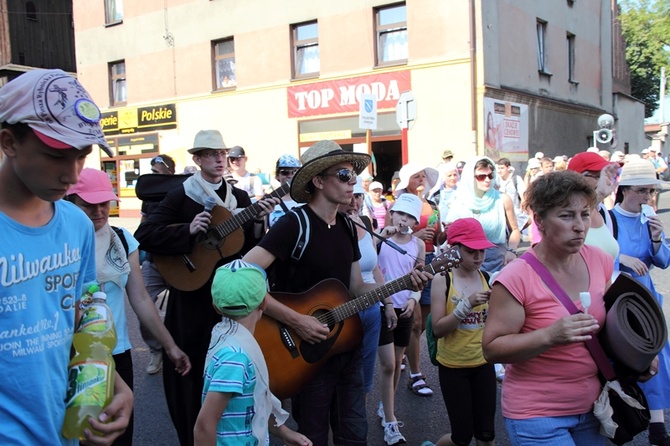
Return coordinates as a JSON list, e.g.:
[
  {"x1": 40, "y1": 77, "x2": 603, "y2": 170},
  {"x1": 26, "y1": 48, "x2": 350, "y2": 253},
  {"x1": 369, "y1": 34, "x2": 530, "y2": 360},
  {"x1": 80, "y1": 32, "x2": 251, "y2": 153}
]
[
  {"x1": 78, "y1": 305, "x2": 110, "y2": 332},
  {"x1": 65, "y1": 362, "x2": 110, "y2": 408},
  {"x1": 428, "y1": 210, "x2": 439, "y2": 226}
]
